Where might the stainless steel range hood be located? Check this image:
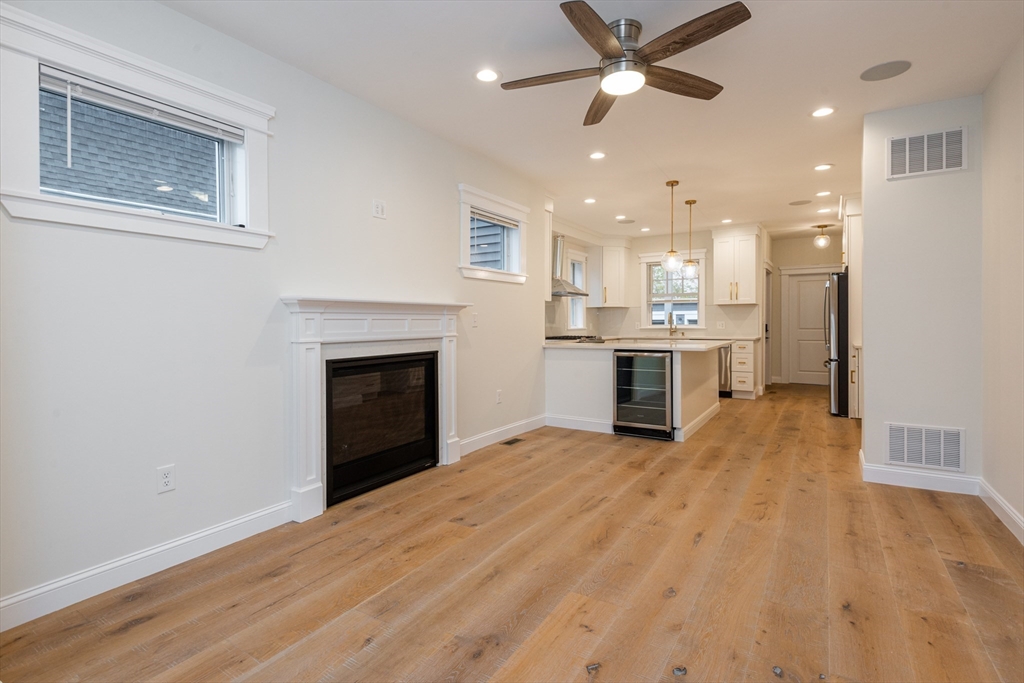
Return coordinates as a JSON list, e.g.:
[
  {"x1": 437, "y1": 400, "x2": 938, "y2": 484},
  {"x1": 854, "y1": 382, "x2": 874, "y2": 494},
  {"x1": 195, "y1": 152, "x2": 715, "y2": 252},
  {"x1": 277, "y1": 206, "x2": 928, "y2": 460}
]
[{"x1": 551, "y1": 234, "x2": 588, "y2": 297}]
